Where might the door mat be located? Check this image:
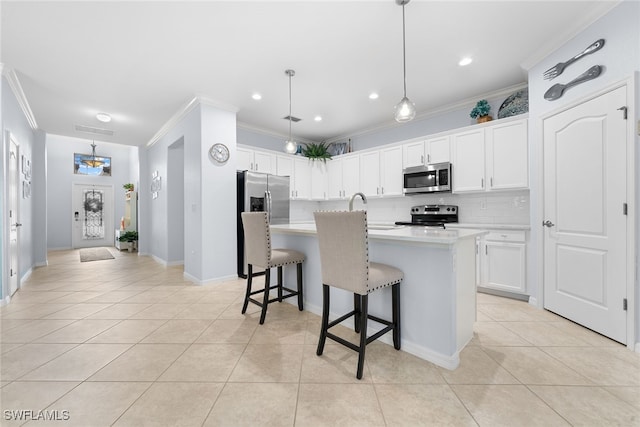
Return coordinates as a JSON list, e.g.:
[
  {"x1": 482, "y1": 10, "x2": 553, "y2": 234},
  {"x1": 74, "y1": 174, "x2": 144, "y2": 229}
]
[{"x1": 79, "y1": 247, "x2": 115, "y2": 262}]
